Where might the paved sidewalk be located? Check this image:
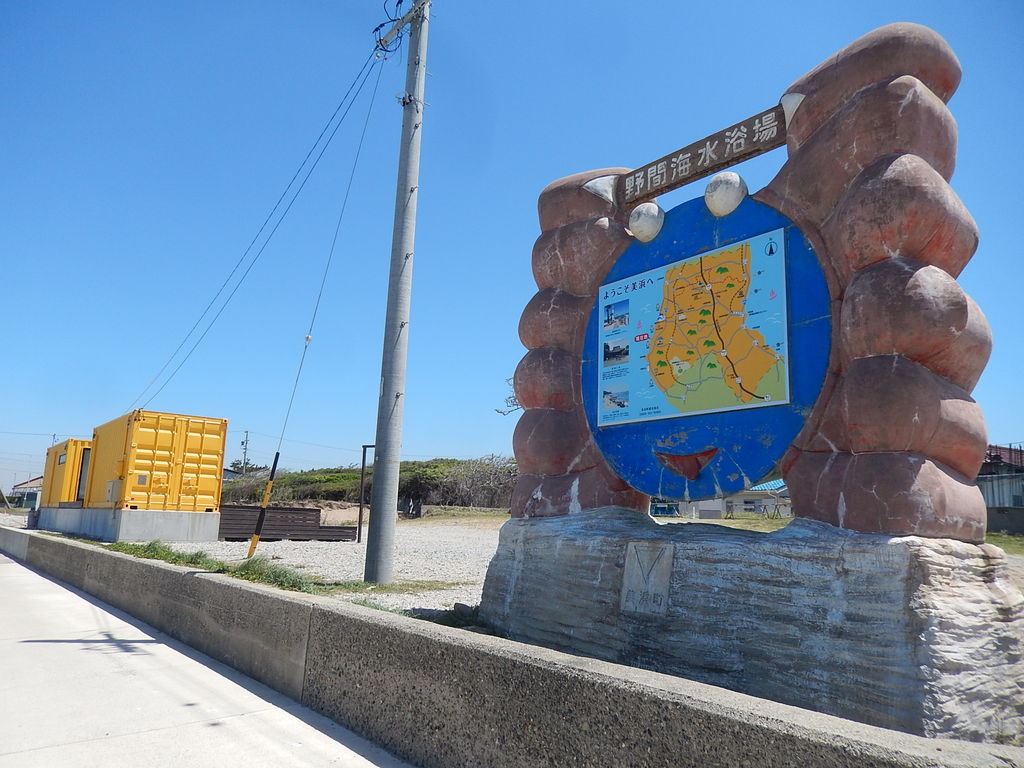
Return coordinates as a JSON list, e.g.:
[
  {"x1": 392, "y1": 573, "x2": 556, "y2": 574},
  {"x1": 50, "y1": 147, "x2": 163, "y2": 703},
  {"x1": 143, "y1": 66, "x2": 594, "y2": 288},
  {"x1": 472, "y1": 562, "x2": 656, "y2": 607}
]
[{"x1": 0, "y1": 554, "x2": 411, "y2": 768}]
